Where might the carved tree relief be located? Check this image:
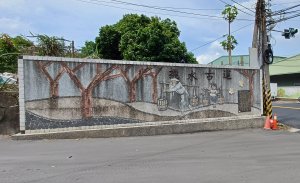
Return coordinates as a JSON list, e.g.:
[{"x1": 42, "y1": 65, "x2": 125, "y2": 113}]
[
  {"x1": 36, "y1": 61, "x2": 162, "y2": 118},
  {"x1": 61, "y1": 62, "x2": 119, "y2": 118},
  {"x1": 35, "y1": 61, "x2": 65, "y2": 99},
  {"x1": 143, "y1": 67, "x2": 162, "y2": 103},
  {"x1": 237, "y1": 69, "x2": 257, "y2": 105}
]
